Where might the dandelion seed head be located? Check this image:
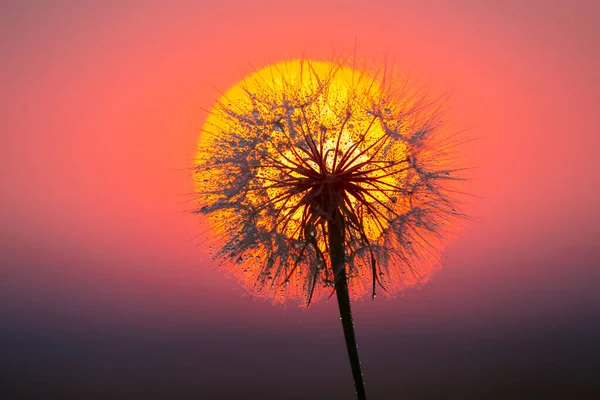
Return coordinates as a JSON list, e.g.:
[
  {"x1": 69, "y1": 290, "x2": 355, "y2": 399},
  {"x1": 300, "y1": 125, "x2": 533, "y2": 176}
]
[{"x1": 194, "y1": 58, "x2": 465, "y2": 305}]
